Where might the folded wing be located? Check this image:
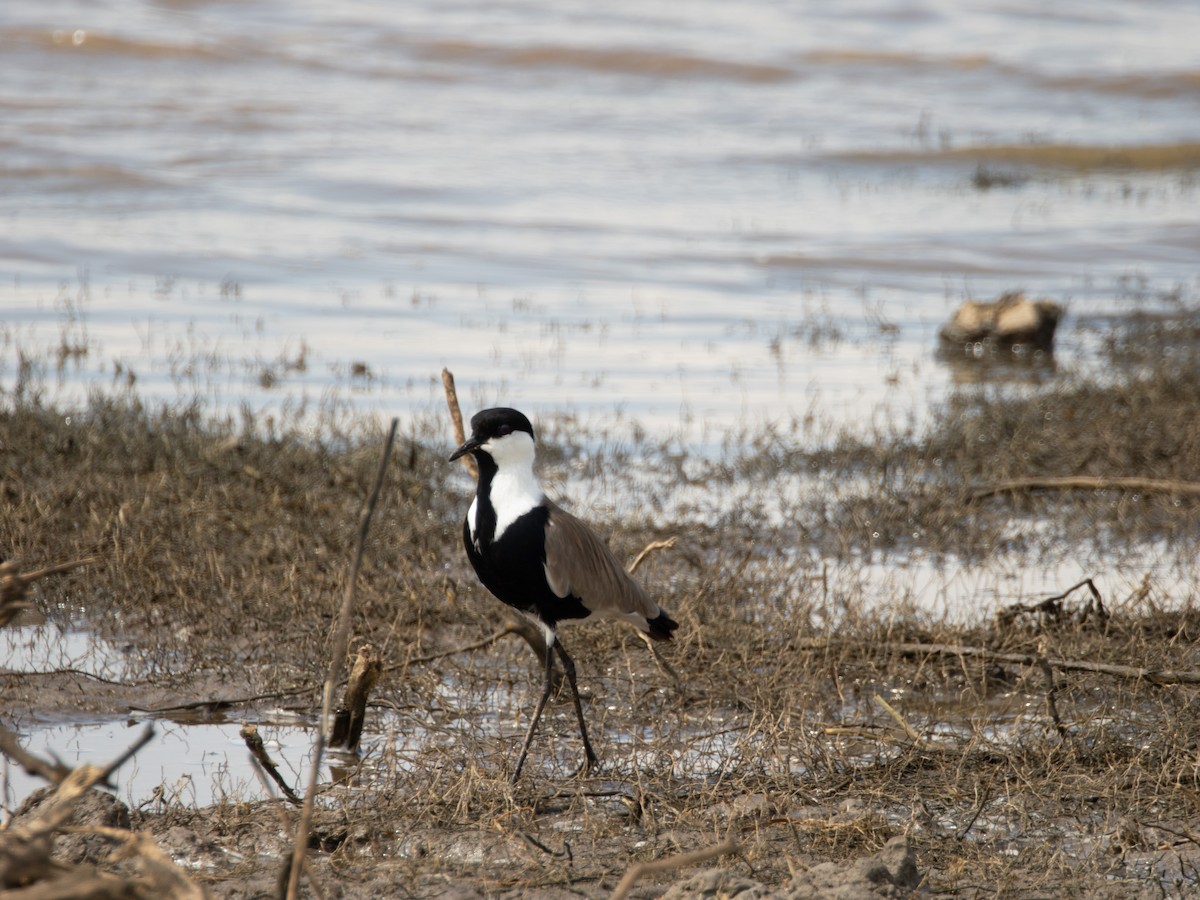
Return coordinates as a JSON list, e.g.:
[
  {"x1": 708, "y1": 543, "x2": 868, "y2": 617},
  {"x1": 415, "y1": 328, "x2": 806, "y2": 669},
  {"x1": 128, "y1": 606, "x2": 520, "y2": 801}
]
[{"x1": 542, "y1": 501, "x2": 662, "y2": 629}]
